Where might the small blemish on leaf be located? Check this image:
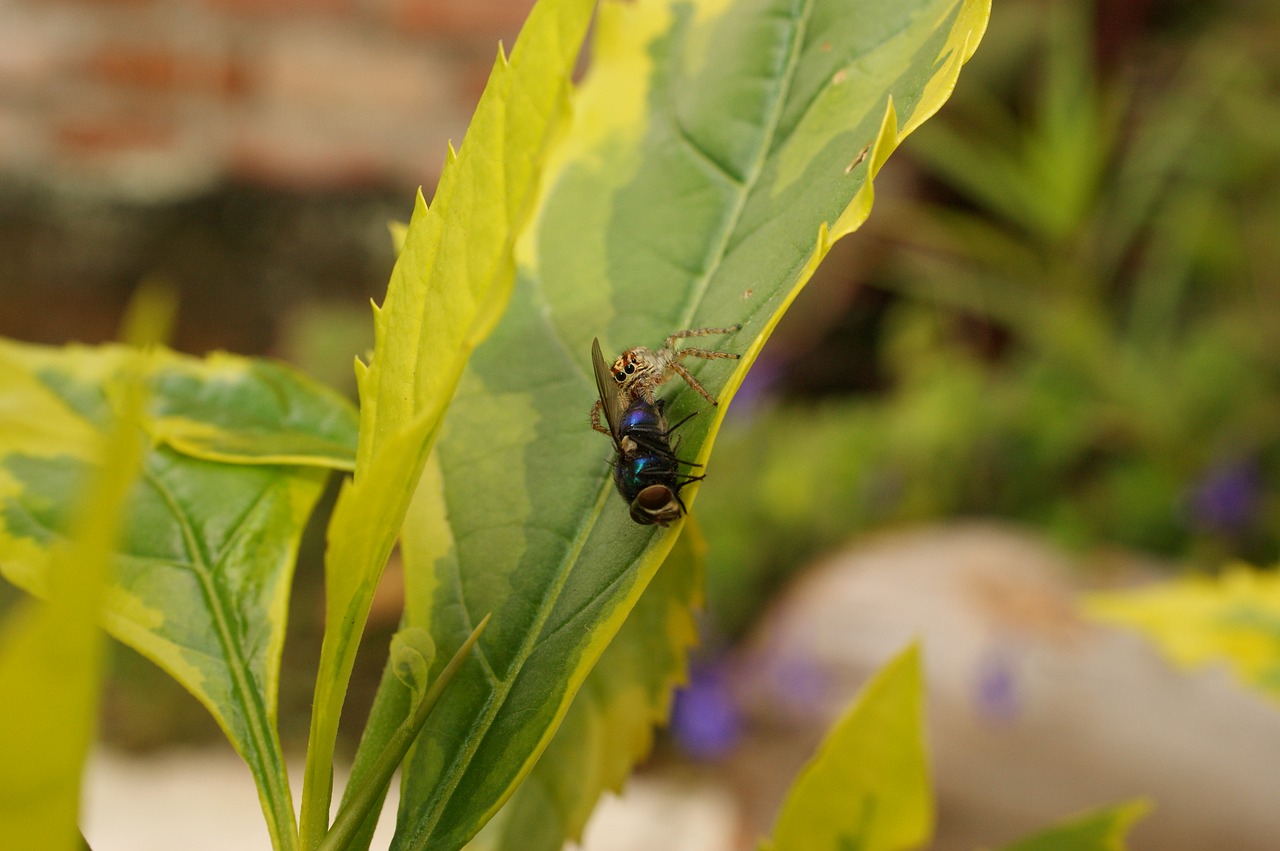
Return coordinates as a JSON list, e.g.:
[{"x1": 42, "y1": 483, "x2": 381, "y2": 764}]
[
  {"x1": 832, "y1": 69, "x2": 847, "y2": 85},
  {"x1": 844, "y1": 144, "x2": 870, "y2": 174}
]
